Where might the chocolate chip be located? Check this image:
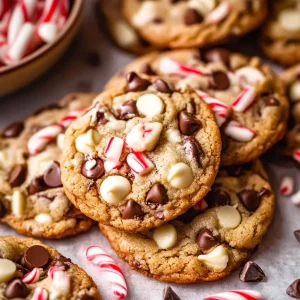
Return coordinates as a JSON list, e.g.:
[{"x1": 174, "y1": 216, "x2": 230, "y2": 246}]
[
  {"x1": 43, "y1": 161, "x2": 62, "y2": 188},
  {"x1": 204, "y1": 48, "x2": 230, "y2": 67},
  {"x1": 153, "y1": 79, "x2": 173, "y2": 93},
  {"x1": 14, "y1": 264, "x2": 29, "y2": 278},
  {"x1": 141, "y1": 64, "x2": 156, "y2": 75},
  {"x1": 162, "y1": 286, "x2": 181, "y2": 300},
  {"x1": 122, "y1": 200, "x2": 145, "y2": 220},
  {"x1": 51, "y1": 255, "x2": 72, "y2": 271},
  {"x1": 76, "y1": 295, "x2": 96, "y2": 300},
  {"x1": 294, "y1": 230, "x2": 300, "y2": 243},
  {"x1": 196, "y1": 229, "x2": 220, "y2": 252},
  {"x1": 24, "y1": 245, "x2": 50, "y2": 270},
  {"x1": 154, "y1": 211, "x2": 165, "y2": 220},
  {"x1": 5, "y1": 279, "x2": 29, "y2": 299},
  {"x1": 118, "y1": 100, "x2": 139, "y2": 120},
  {"x1": 66, "y1": 205, "x2": 87, "y2": 220},
  {"x1": 238, "y1": 189, "x2": 261, "y2": 211},
  {"x1": 206, "y1": 189, "x2": 230, "y2": 207},
  {"x1": 287, "y1": 279, "x2": 300, "y2": 298},
  {"x1": 145, "y1": 183, "x2": 168, "y2": 209},
  {"x1": 184, "y1": 8, "x2": 203, "y2": 25},
  {"x1": 8, "y1": 164, "x2": 27, "y2": 187},
  {"x1": 1, "y1": 121, "x2": 24, "y2": 138},
  {"x1": 183, "y1": 137, "x2": 203, "y2": 167},
  {"x1": 82, "y1": 158, "x2": 105, "y2": 180},
  {"x1": 96, "y1": 111, "x2": 108, "y2": 125},
  {"x1": 28, "y1": 176, "x2": 47, "y2": 195},
  {"x1": 239, "y1": 261, "x2": 266, "y2": 282},
  {"x1": 126, "y1": 72, "x2": 151, "y2": 92},
  {"x1": 208, "y1": 71, "x2": 230, "y2": 90},
  {"x1": 0, "y1": 199, "x2": 7, "y2": 218},
  {"x1": 178, "y1": 111, "x2": 201, "y2": 135}
]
